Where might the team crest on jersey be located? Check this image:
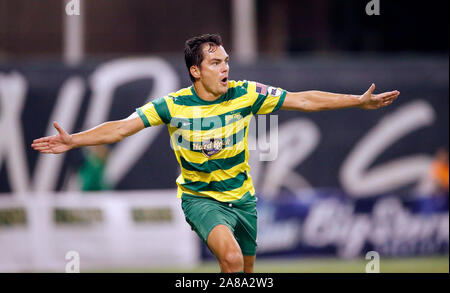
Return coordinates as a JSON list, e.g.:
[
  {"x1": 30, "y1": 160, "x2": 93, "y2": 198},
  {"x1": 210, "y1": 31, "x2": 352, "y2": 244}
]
[
  {"x1": 268, "y1": 86, "x2": 281, "y2": 97},
  {"x1": 225, "y1": 113, "x2": 243, "y2": 124},
  {"x1": 202, "y1": 138, "x2": 223, "y2": 157}
]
